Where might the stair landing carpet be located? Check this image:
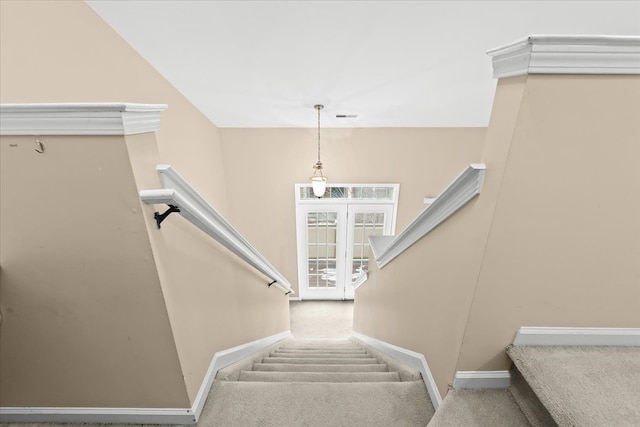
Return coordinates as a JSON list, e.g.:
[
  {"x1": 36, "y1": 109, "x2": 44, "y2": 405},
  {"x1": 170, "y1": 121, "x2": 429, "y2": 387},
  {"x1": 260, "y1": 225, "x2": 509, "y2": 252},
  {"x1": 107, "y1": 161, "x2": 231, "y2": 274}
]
[
  {"x1": 426, "y1": 389, "x2": 530, "y2": 427},
  {"x1": 507, "y1": 345, "x2": 640, "y2": 427},
  {"x1": 201, "y1": 339, "x2": 434, "y2": 426}
]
